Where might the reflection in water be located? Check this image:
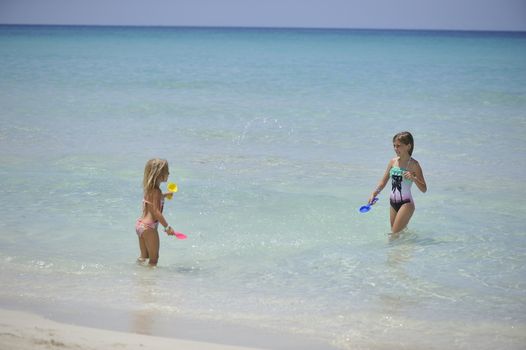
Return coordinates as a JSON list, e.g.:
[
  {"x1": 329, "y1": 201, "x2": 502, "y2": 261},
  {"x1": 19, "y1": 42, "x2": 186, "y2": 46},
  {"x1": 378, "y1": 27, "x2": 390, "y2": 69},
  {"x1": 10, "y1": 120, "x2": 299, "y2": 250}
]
[
  {"x1": 131, "y1": 267, "x2": 158, "y2": 335},
  {"x1": 379, "y1": 230, "x2": 418, "y2": 317}
]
